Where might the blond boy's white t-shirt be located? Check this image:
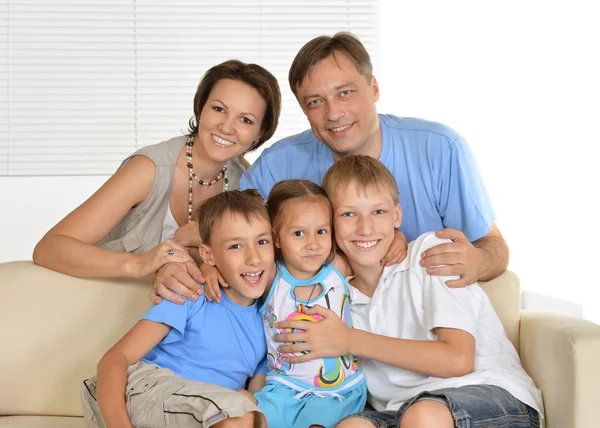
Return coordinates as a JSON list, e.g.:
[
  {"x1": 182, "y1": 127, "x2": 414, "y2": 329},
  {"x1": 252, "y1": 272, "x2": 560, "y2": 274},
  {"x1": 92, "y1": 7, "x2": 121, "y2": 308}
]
[{"x1": 348, "y1": 232, "x2": 544, "y2": 417}]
